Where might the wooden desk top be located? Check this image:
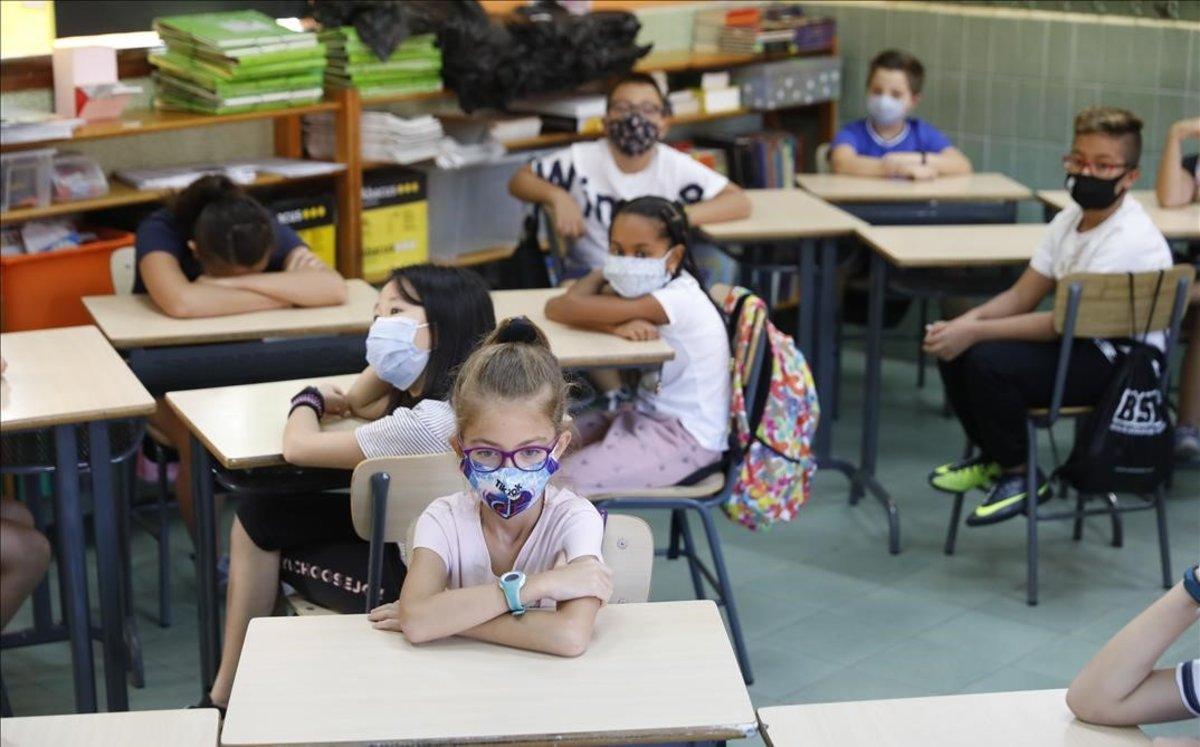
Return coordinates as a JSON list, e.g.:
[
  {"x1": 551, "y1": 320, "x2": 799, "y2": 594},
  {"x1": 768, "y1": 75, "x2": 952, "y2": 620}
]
[
  {"x1": 0, "y1": 326, "x2": 155, "y2": 433},
  {"x1": 221, "y1": 600, "x2": 757, "y2": 746},
  {"x1": 1037, "y1": 190, "x2": 1200, "y2": 240},
  {"x1": 797, "y1": 172, "x2": 1033, "y2": 203},
  {"x1": 0, "y1": 708, "x2": 220, "y2": 747},
  {"x1": 700, "y1": 188, "x2": 865, "y2": 241},
  {"x1": 856, "y1": 223, "x2": 1047, "y2": 268},
  {"x1": 492, "y1": 288, "x2": 675, "y2": 368},
  {"x1": 166, "y1": 374, "x2": 361, "y2": 470},
  {"x1": 83, "y1": 279, "x2": 378, "y2": 349},
  {"x1": 758, "y1": 690, "x2": 1149, "y2": 747}
]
